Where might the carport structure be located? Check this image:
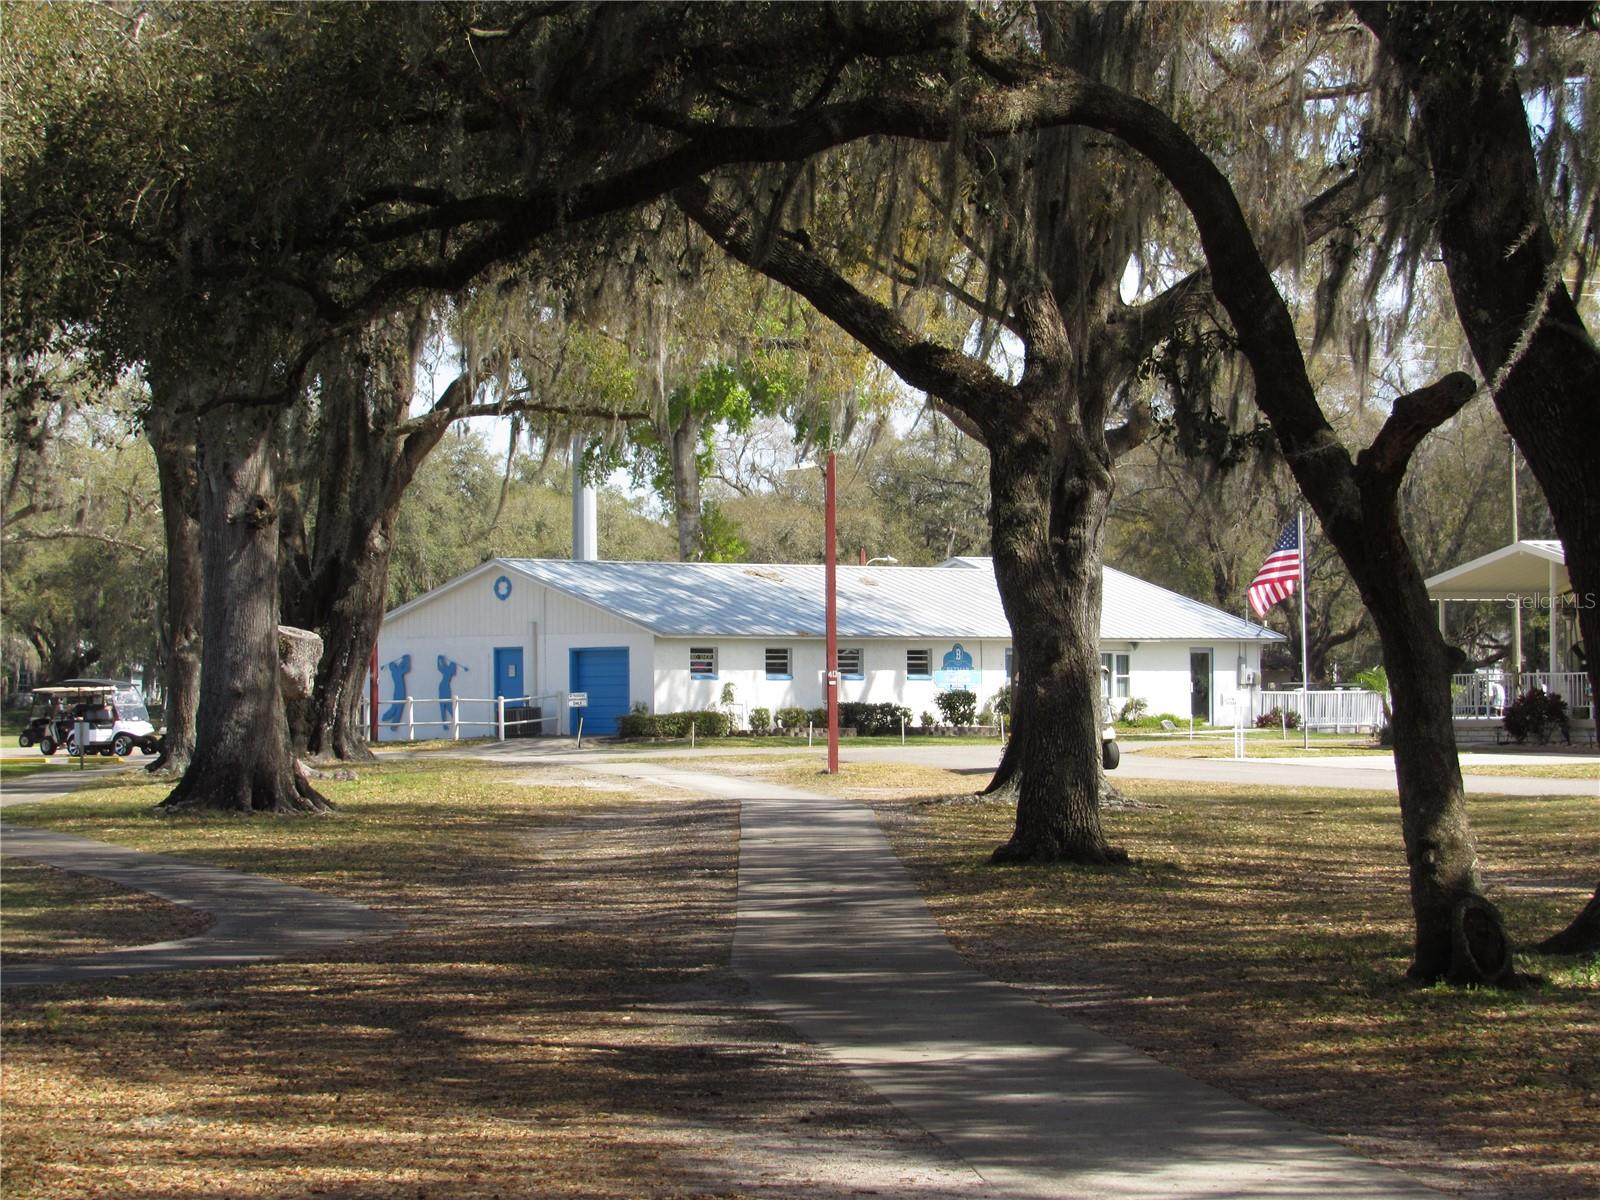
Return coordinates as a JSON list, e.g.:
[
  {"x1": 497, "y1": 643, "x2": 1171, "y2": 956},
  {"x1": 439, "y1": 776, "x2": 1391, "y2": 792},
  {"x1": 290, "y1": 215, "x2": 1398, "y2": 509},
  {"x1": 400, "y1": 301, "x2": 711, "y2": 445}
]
[{"x1": 1425, "y1": 539, "x2": 1592, "y2": 727}]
